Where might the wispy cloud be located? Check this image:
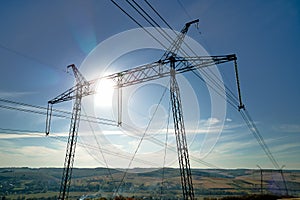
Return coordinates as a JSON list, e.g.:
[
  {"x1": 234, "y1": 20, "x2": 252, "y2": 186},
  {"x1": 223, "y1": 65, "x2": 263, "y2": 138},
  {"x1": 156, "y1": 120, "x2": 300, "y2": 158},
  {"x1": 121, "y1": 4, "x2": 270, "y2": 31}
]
[
  {"x1": 0, "y1": 91, "x2": 35, "y2": 98},
  {"x1": 0, "y1": 133, "x2": 44, "y2": 139},
  {"x1": 0, "y1": 131, "x2": 69, "y2": 140},
  {"x1": 269, "y1": 142, "x2": 300, "y2": 154},
  {"x1": 274, "y1": 124, "x2": 300, "y2": 133}
]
